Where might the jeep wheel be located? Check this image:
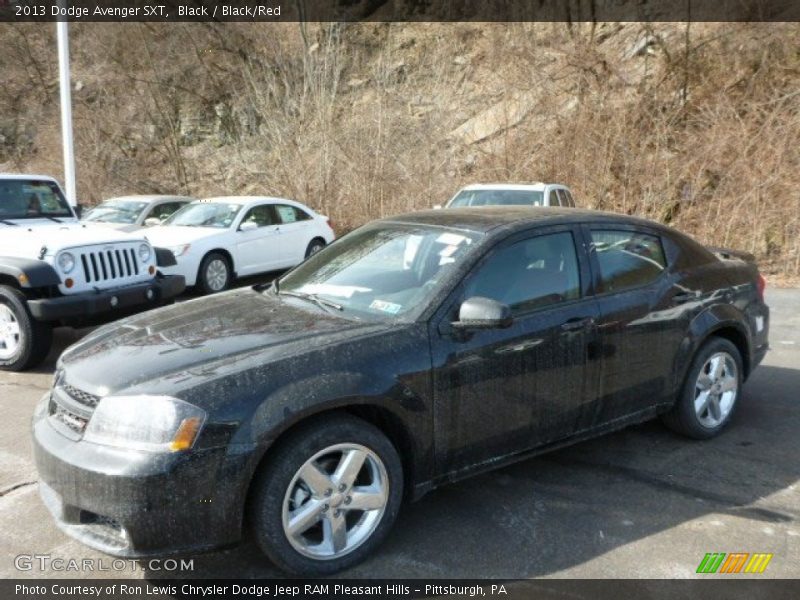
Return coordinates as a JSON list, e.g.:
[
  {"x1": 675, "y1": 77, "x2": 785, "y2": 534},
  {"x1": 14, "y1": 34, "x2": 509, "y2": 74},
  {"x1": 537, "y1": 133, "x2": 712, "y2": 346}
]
[
  {"x1": 0, "y1": 285, "x2": 52, "y2": 372},
  {"x1": 250, "y1": 415, "x2": 403, "y2": 575},
  {"x1": 197, "y1": 252, "x2": 231, "y2": 295}
]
